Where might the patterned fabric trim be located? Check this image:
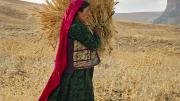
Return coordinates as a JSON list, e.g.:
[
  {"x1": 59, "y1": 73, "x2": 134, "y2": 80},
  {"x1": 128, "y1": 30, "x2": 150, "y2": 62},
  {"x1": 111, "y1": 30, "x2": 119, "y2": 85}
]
[{"x1": 73, "y1": 40, "x2": 100, "y2": 69}]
